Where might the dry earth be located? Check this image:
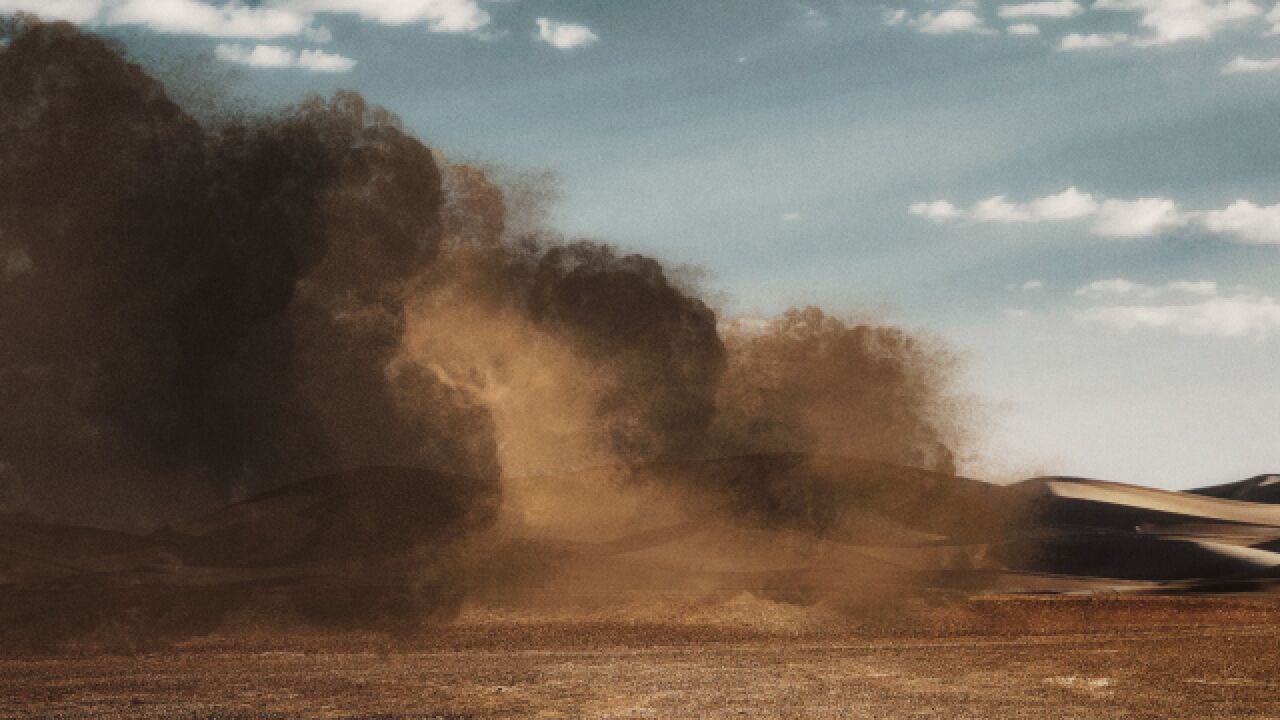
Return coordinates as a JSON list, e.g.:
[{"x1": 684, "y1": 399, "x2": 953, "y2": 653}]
[{"x1": 4, "y1": 595, "x2": 1280, "y2": 719}]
